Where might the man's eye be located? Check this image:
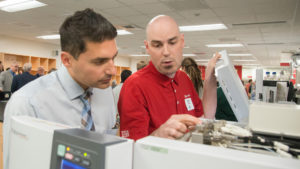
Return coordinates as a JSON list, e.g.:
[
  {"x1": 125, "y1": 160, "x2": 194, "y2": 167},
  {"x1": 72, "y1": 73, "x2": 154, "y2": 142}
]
[
  {"x1": 93, "y1": 60, "x2": 106, "y2": 65},
  {"x1": 169, "y1": 41, "x2": 176, "y2": 45},
  {"x1": 153, "y1": 43, "x2": 161, "y2": 48}
]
